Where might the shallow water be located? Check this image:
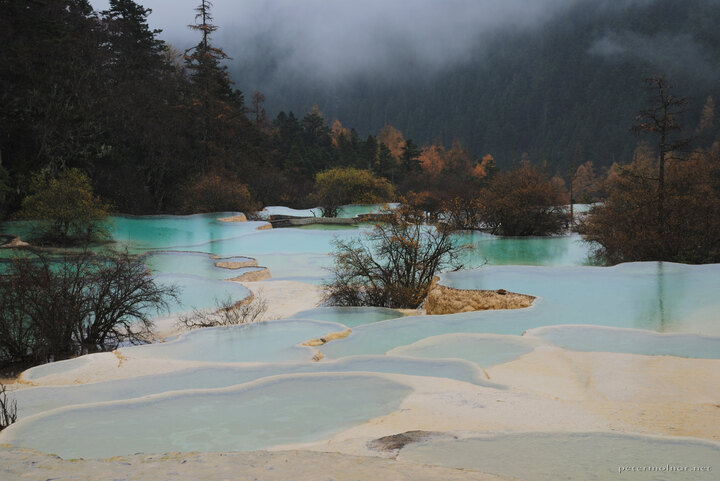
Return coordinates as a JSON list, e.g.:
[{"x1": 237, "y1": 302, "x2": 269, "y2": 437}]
[
  {"x1": 2, "y1": 374, "x2": 413, "y2": 458},
  {"x1": 122, "y1": 319, "x2": 346, "y2": 363},
  {"x1": 143, "y1": 251, "x2": 259, "y2": 280},
  {"x1": 456, "y1": 232, "x2": 595, "y2": 268},
  {"x1": 11, "y1": 356, "x2": 497, "y2": 420},
  {"x1": 4, "y1": 208, "x2": 718, "y2": 462},
  {"x1": 399, "y1": 432, "x2": 720, "y2": 481},
  {"x1": 388, "y1": 334, "x2": 540, "y2": 367},
  {"x1": 257, "y1": 203, "x2": 393, "y2": 219},
  {"x1": 154, "y1": 274, "x2": 251, "y2": 314},
  {"x1": 292, "y1": 306, "x2": 405, "y2": 327},
  {"x1": 320, "y1": 263, "x2": 720, "y2": 358},
  {"x1": 442, "y1": 263, "x2": 720, "y2": 335},
  {"x1": 528, "y1": 325, "x2": 720, "y2": 359}
]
